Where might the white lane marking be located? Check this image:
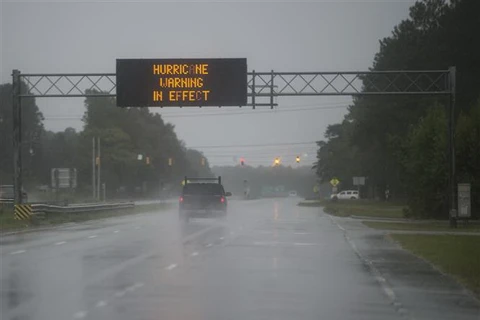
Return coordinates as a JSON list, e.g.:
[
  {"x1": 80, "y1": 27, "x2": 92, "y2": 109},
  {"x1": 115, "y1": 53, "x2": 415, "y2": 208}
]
[
  {"x1": 294, "y1": 242, "x2": 318, "y2": 246},
  {"x1": 55, "y1": 241, "x2": 67, "y2": 246},
  {"x1": 114, "y1": 230, "x2": 120, "y2": 233},
  {"x1": 133, "y1": 282, "x2": 144, "y2": 289},
  {"x1": 294, "y1": 232, "x2": 310, "y2": 235},
  {"x1": 191, "y1": 251, "x2": 199, "y2": 256},
  {"x1": 87, "y1": 235, "x2": 97, "y2": 239},
  {"x1": 125, "y1": 284, "x2": 137, "y2": 293},
  {"x1": 165, "y1": 264, "x2": 177, "y2": 270},
  {"x1": 114, "y1": 290, "x2": 126, "y2": 298},
  {"x1": 73, "y1": 311, "x2": 87, "y2": 319},
  {"x1": 254, "y1": 241, "x2": 278, "y2": 246},
  {"x1": 96, "y1": 300, "x2": 107, "y2": 308},
  {"x1": 219, "y1": 237, "x2": 224, "y2": 240},
  {"x1": 10, "y1": 250, "x2": 26, "y2": 255},
  {"x1": 205, "y1": 243, "x2": 213, "y2": 247},
  {"x1": 327, "y1": 215, "x2": 404, "y2": 314},
  {"x1": 259, "y1": 231, "x2": 273, "y2": 234}
]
